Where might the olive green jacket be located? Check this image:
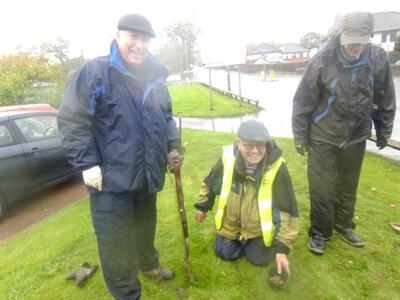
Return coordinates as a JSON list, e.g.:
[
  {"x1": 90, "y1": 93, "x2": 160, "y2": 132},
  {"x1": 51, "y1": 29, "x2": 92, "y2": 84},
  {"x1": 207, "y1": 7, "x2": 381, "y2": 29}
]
[{"x1": 195, "y1": 141, "x2": 299, "y2": 254}]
